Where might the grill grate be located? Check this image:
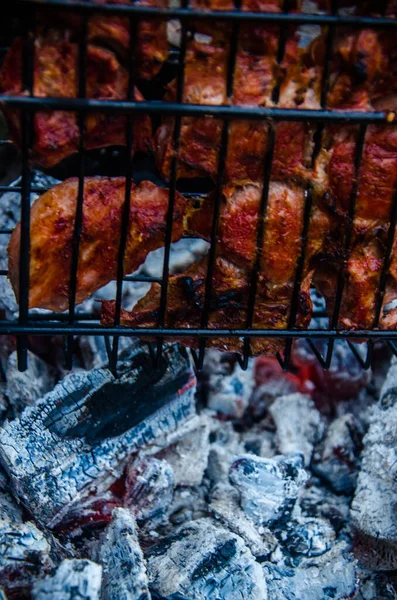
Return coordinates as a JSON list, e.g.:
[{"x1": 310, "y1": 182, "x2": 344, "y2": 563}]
[{"x1": 0, "y1": 0, "x2": 397, "y2": 372}]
